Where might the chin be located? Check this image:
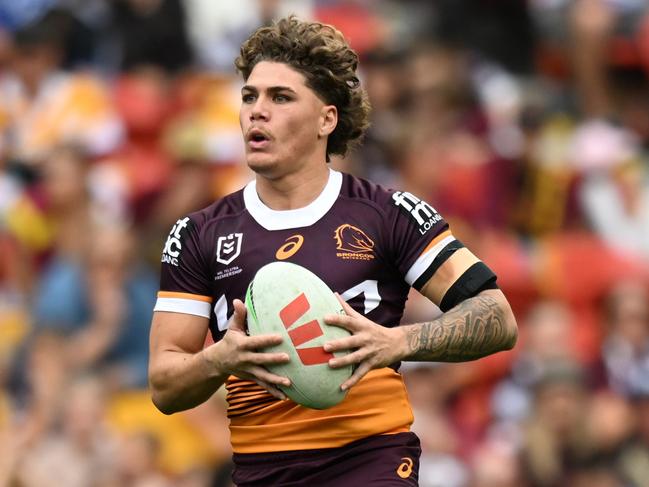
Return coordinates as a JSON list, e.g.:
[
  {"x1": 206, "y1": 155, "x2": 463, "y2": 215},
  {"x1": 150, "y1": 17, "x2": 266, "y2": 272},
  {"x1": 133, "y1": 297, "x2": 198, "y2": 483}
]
[{"x1": 246, "y1": 153, "x2": 279, "y2": 177}]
